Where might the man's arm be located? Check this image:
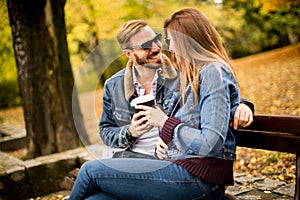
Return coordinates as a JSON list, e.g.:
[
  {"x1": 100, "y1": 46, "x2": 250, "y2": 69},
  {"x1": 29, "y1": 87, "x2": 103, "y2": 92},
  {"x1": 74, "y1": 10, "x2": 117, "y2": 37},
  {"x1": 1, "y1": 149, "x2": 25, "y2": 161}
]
[{"x1": 99, "y1": 83, "x2": 134, "y2": 148}]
